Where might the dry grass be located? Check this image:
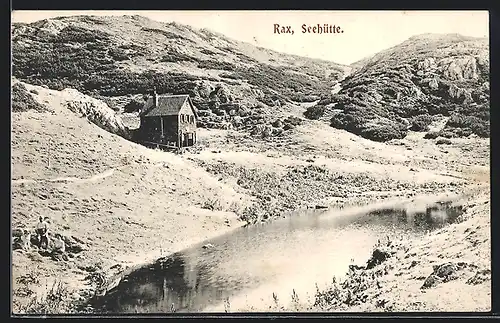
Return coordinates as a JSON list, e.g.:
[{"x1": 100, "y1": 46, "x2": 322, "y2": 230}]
[{"x1": 14, "y1": 278, "x2": 74, "y2": 315}]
